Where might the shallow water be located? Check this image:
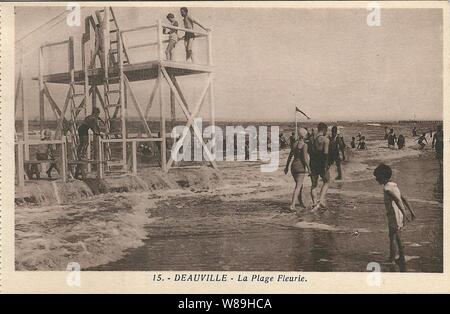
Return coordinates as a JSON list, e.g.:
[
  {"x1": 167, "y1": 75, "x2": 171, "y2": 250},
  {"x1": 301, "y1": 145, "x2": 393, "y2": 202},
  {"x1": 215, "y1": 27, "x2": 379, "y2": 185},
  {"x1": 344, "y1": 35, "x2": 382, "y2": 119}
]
[{"x1": 92, "y1": 154, "x2": 442, "y2": 272}]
